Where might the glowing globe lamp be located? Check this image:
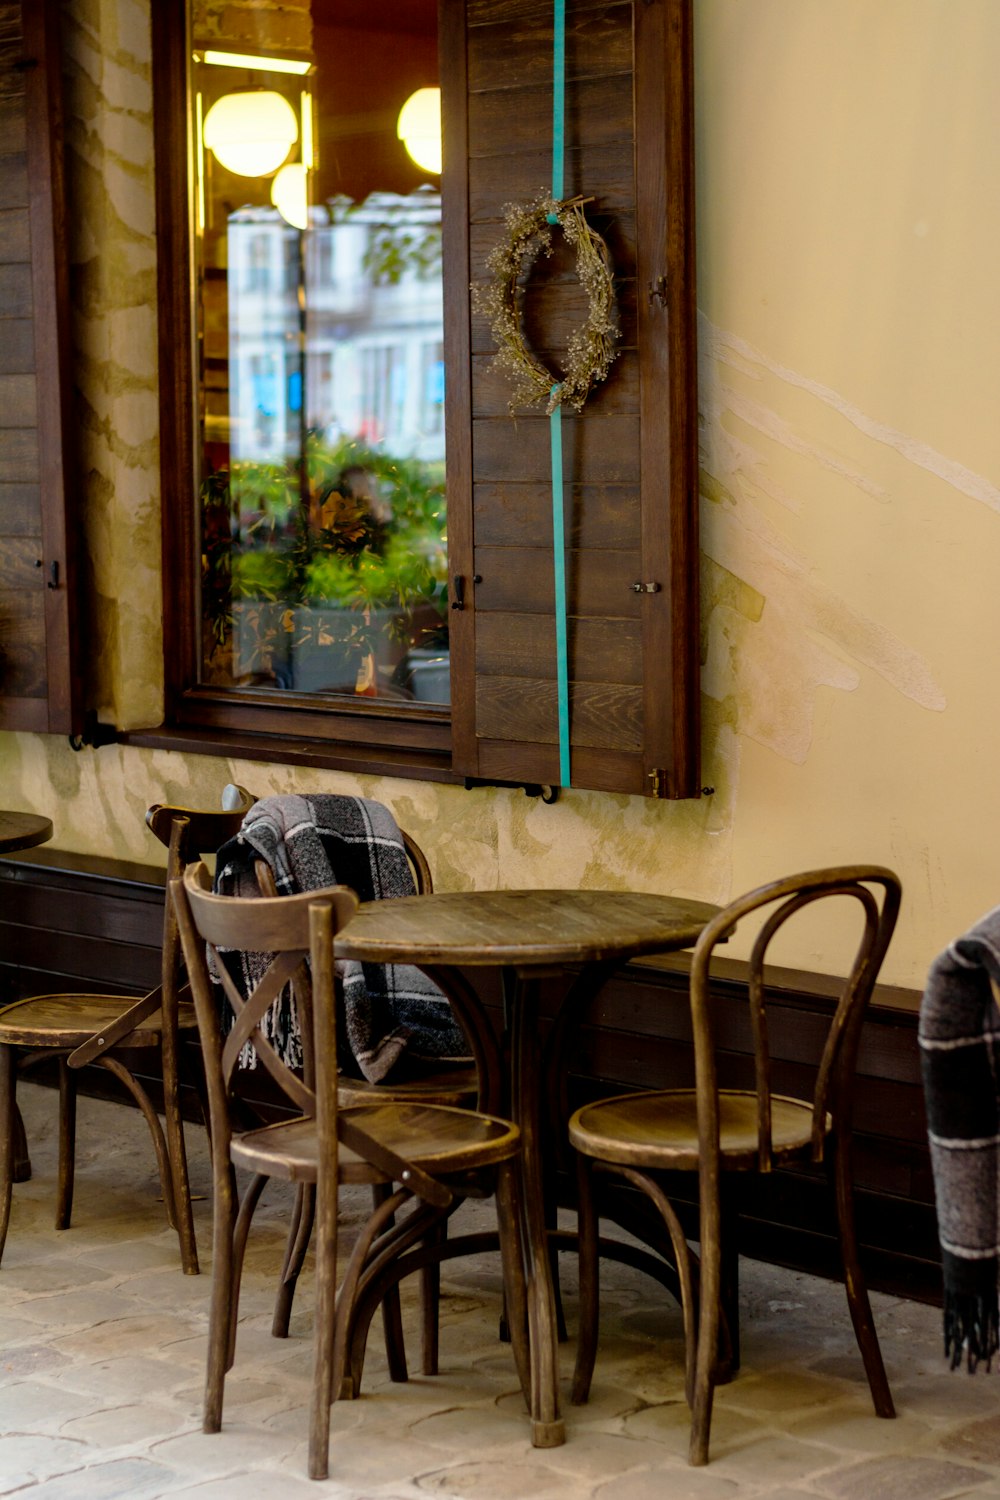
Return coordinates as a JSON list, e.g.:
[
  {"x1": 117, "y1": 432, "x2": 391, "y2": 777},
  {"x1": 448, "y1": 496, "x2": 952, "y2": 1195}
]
[
  {"x1": 397, "y1": 87, "x2": 441, "y2": 175},
  {"x1": 272, "y1": 162, "x2": 308, "y2": 229},
  {"x1": 203, "y1": 90, "x2": 298, "y2": 177}
]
